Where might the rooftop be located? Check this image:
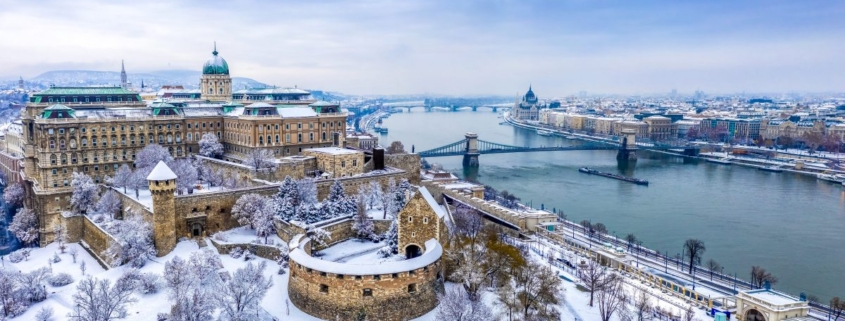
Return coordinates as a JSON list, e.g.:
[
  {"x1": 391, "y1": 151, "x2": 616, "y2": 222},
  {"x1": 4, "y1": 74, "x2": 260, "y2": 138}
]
[
  {"x1": 306, "y1": 147, "x2": 359, "y2": 155},
  {"x1": 34, "y1": 86, "x2": 137, "y2": 96},
  {"x1": 743, "y1": 289, "x2": 801, "y2": 306},
  {"x1": 147, "y1": 161, "x2": 177, "y2": 181}
]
